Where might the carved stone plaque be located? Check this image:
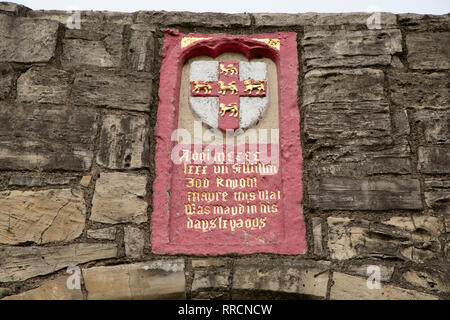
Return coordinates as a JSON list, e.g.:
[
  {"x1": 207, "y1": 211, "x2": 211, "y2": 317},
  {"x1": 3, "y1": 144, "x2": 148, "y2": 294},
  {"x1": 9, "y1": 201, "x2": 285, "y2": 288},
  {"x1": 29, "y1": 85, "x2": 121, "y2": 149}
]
[{"x1": 152, "y1": 30, "x2": 306, "y2": 255}]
